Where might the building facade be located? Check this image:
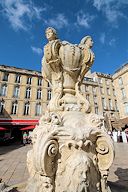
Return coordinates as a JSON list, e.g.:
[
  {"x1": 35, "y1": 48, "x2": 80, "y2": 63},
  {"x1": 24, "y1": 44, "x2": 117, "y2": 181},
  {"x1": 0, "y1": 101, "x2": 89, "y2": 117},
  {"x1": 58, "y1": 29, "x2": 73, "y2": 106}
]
[
  {"x1": 0, "y1": 65, "x2": 50, "y2": 141},
  {"x1": 0, "y1": 65, "x2": 50, "y2": 119},
  {"x1": 81, "y1": 71, "x2": 119, "y2": 130},
  {"x1": 113, "y1": 63, "x2": 128, "y2": 119},
  {"x1": 1, "y1": 63, "x2": 127, "y2": 140}
]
